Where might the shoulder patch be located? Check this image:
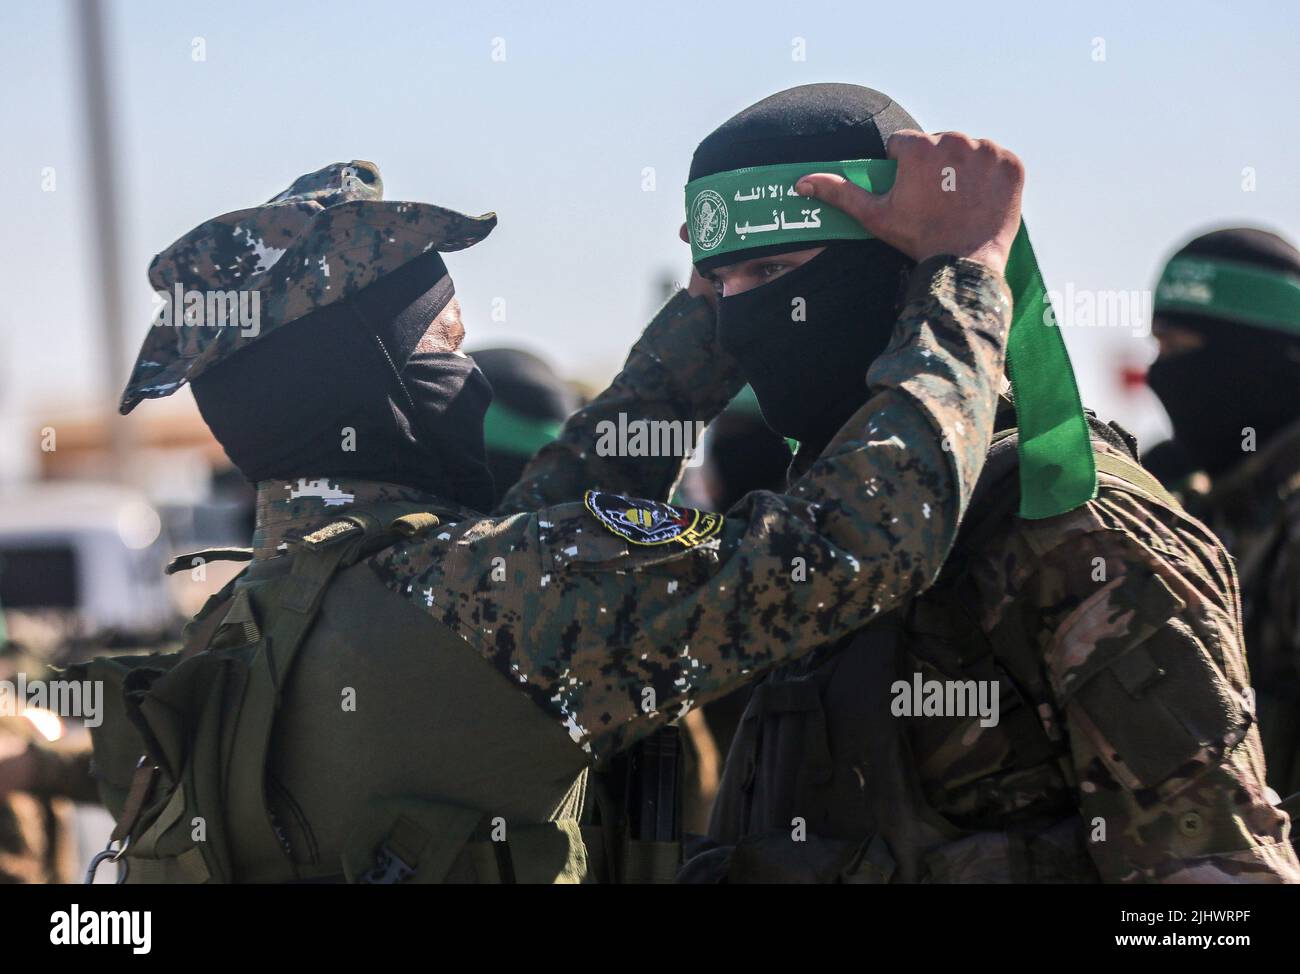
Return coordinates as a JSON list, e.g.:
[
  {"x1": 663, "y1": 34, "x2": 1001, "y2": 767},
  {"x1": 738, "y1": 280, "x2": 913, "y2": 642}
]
[{"x1": 583, "y1": 490, "x2": 723, "y2": 547}]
